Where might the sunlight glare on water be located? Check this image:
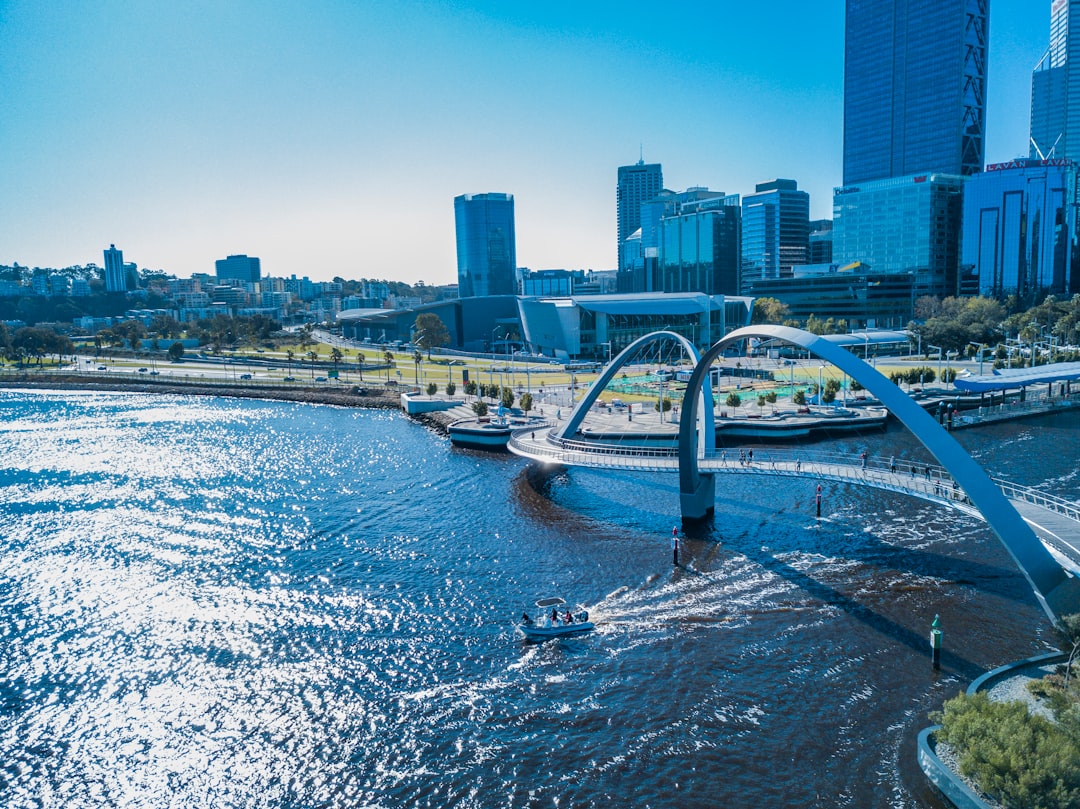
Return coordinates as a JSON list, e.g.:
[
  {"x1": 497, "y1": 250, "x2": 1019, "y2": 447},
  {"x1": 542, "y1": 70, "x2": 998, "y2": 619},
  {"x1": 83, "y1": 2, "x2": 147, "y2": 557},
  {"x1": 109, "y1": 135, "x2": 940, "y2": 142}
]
[{"x1": 0, "y1": 389, "x2": 1075, "y2": 808}]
